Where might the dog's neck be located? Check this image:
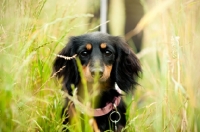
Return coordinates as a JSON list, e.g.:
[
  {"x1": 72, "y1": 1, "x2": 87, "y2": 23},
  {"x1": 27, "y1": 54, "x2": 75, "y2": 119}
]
[{"x1": 76, "y1": 80, "x2": 119, "y2": 108}]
